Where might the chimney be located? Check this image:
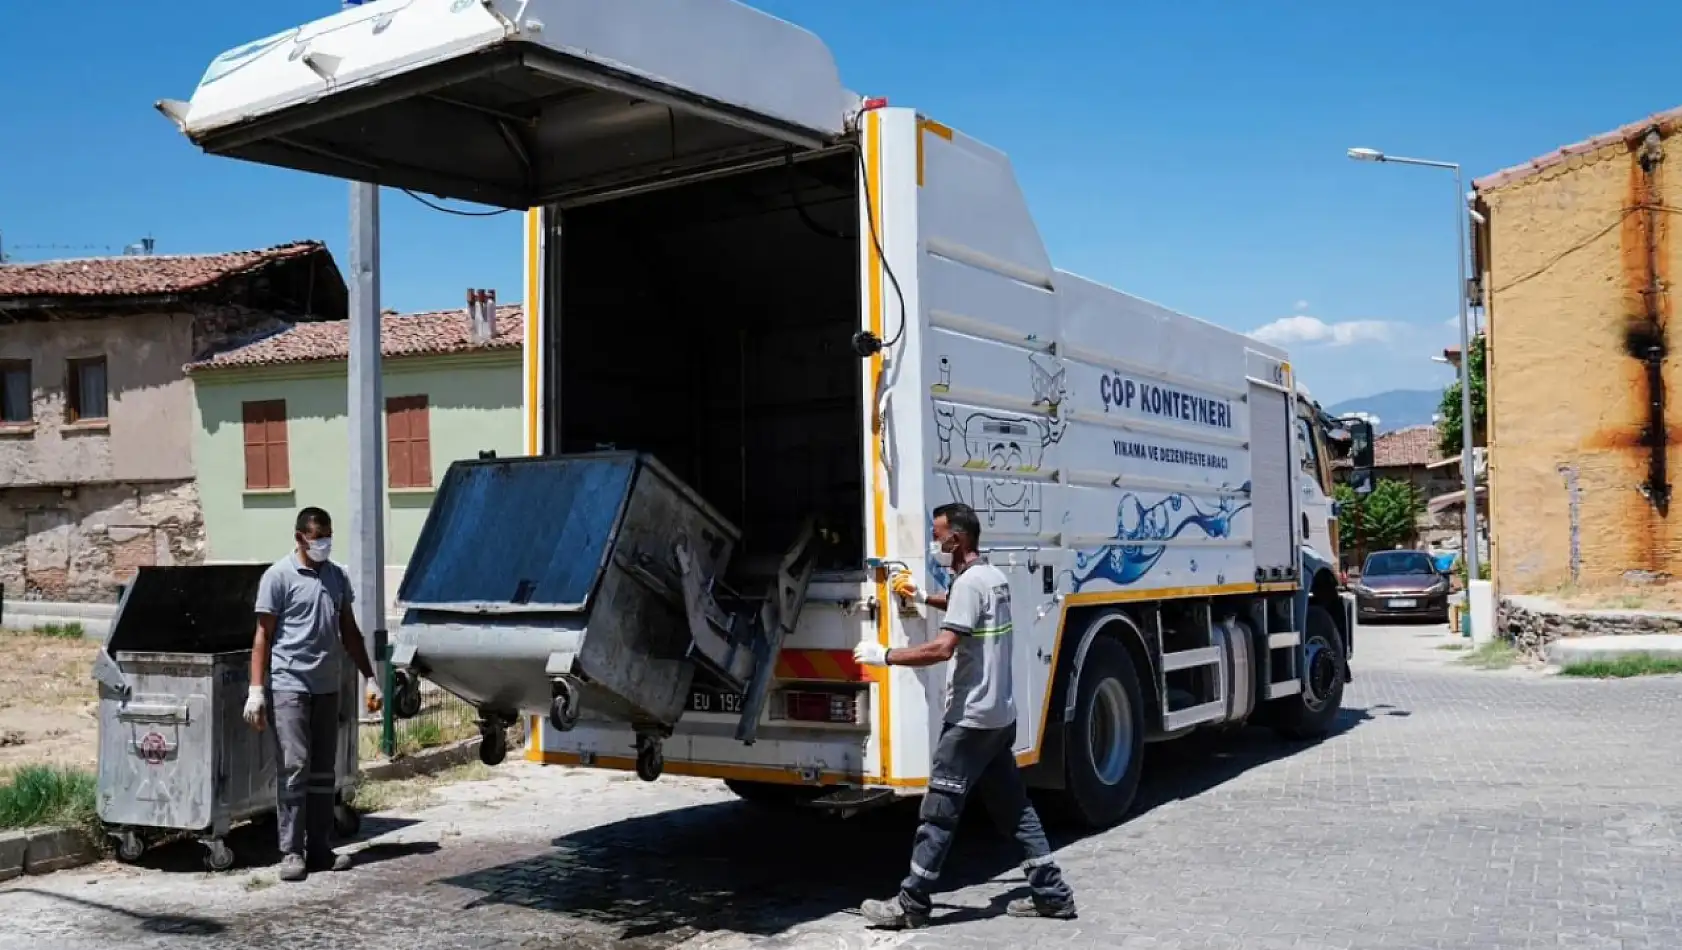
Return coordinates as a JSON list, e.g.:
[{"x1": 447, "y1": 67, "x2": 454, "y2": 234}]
[{"x1": 466, "y1": 288, "x2": 496, "y2": 346}]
